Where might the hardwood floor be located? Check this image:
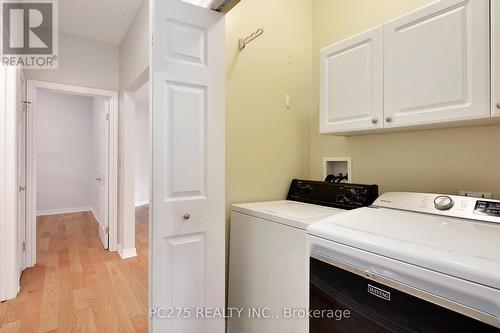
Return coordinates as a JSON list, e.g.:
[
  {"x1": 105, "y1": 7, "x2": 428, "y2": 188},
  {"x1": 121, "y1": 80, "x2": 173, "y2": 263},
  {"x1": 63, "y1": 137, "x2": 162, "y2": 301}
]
[{"x1": 0, "y1": 206, "x2": 149, "y2": 333}]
